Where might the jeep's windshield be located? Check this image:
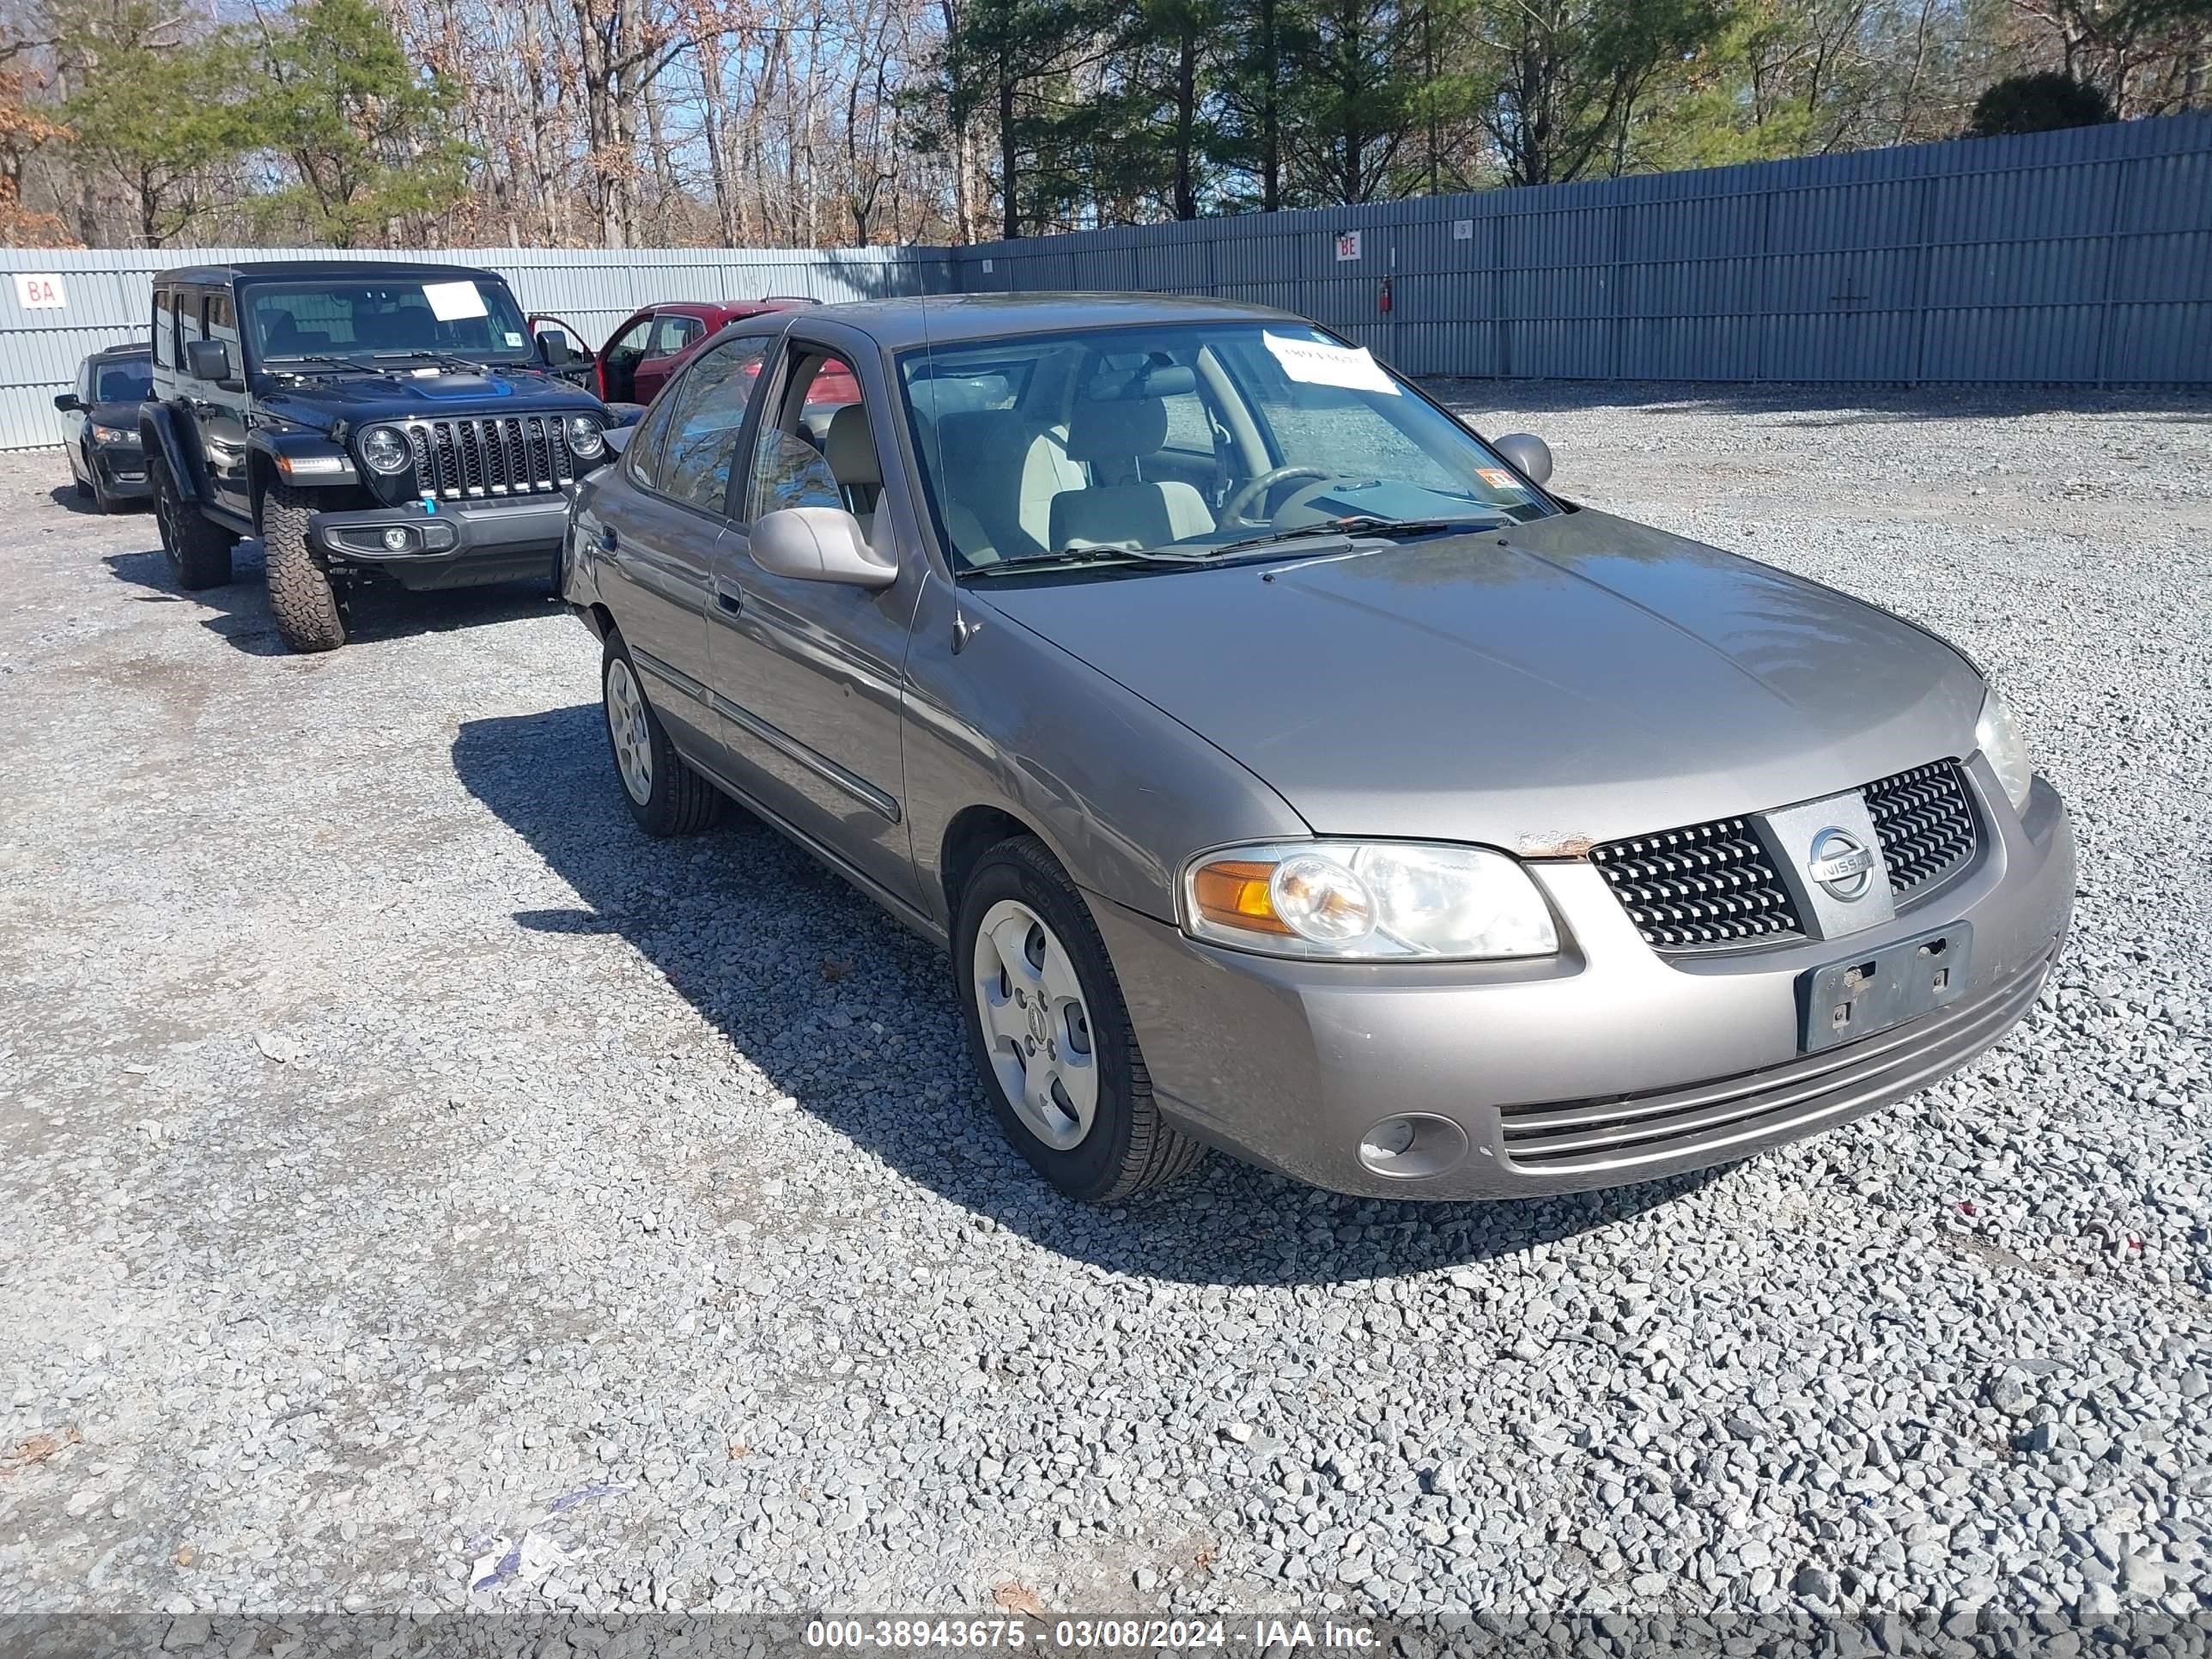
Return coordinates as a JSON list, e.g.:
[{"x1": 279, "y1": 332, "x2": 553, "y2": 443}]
[
  {"x1": 896, "y1": 320, "x2": 1553, "y2": 576},
  {"x1": 243, "y1": 277, "x2": 534, "y2": 368}
]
